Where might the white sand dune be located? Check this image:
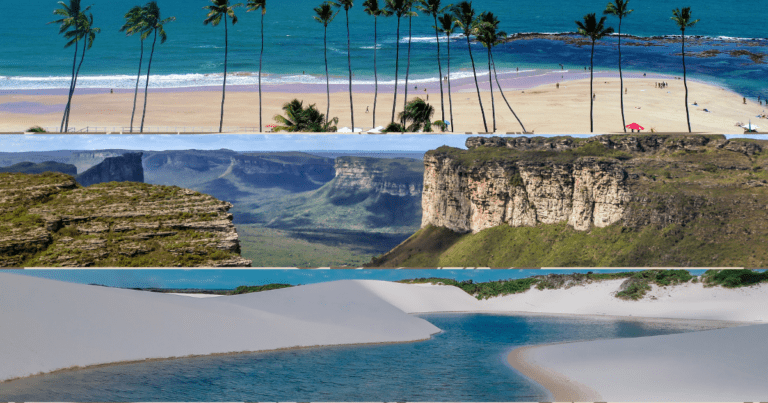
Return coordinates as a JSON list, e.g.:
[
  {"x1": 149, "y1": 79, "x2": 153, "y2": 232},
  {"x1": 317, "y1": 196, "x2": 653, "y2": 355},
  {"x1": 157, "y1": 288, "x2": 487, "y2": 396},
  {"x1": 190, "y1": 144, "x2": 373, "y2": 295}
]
[
  {"x1": 517, "y1": 323, "x2": 768, "y2": 401},
  {"x1": 3, "y1": 272, "x2": 768, "y2": 401},
  {"x1": 0, "y1": 274, "x2": 439, "y2": 382}
]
